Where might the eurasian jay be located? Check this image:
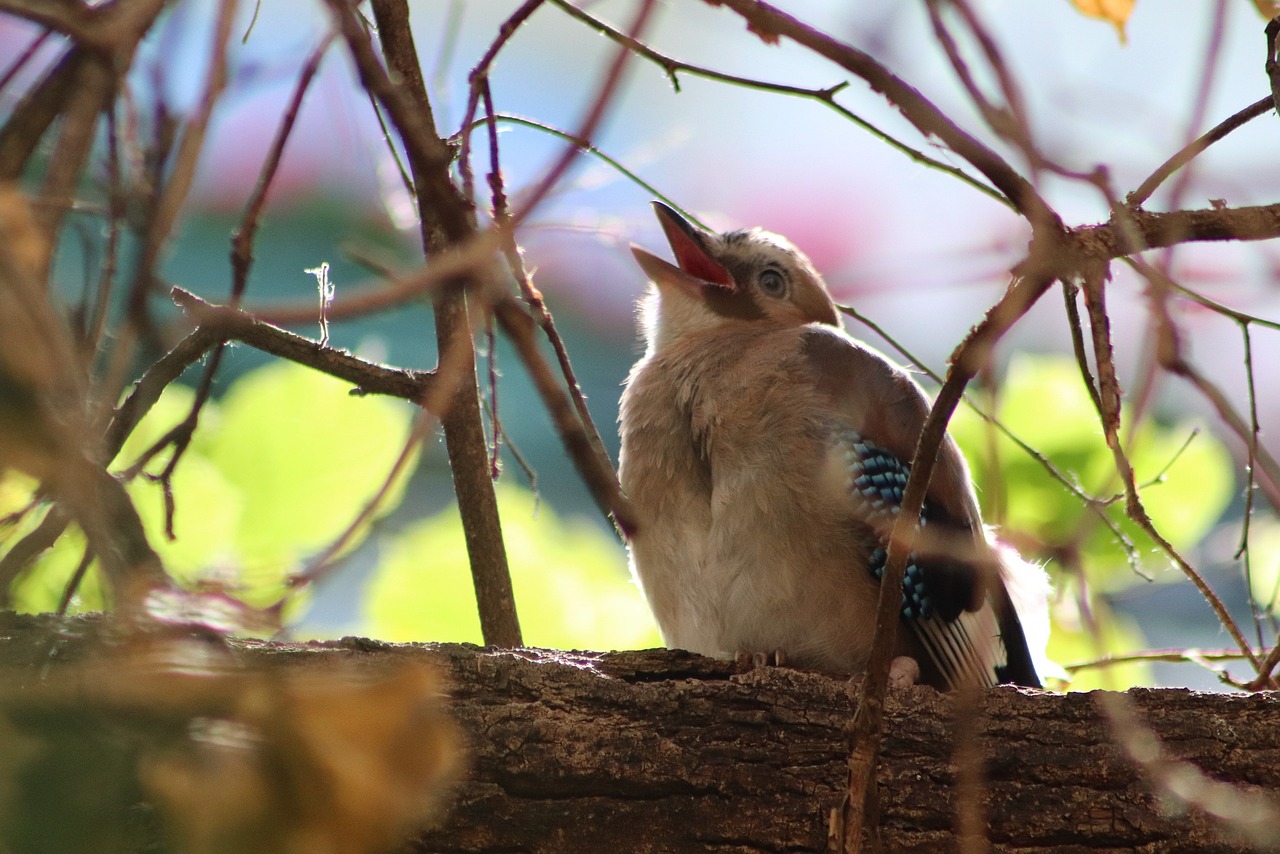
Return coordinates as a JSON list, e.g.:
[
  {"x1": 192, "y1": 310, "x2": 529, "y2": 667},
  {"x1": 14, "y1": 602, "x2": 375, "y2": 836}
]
[{"x1": 619, "y1": 202, "x2": 1048, "y2": 690}]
